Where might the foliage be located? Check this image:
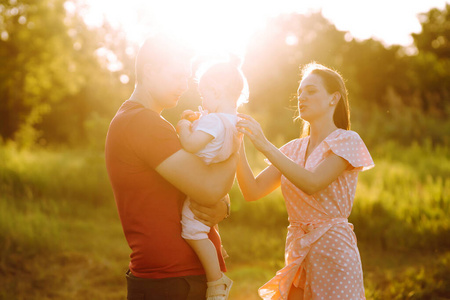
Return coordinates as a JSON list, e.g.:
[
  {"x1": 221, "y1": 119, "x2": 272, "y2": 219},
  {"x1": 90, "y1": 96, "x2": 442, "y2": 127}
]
[
  {"x1": 0, "y1": 0, "x2": 133, "y2": 147},
  {"x1": 0, "y1": 143, "x2": 449, "y2": 299},
  {"x1": 237, "y1": 11, "x2": 450, "y2": 146},
  {"x1": 413, "y1": 3, "x2": 450, "y2": 59},
  {"x1": 1, "y1": 4, "x2": 450, "y2": 148},
  {"x1": 0, "y1": 0, "x2": 83, "y2": 145}
]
